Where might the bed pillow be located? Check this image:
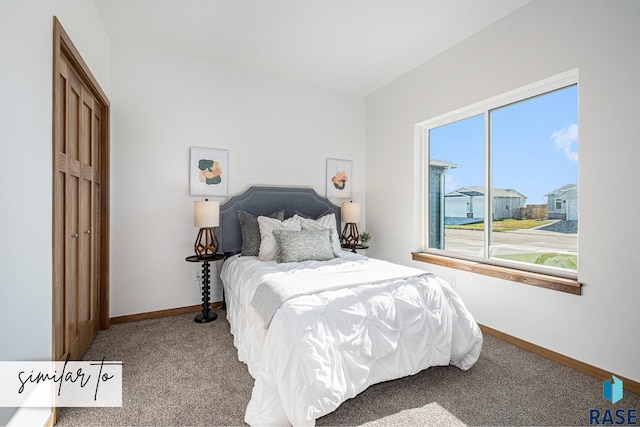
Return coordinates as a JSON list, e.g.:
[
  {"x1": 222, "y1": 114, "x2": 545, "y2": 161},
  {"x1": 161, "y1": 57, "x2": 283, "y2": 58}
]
[
  {"x1": 238, "y1": 209, "x2": 285, "y2": 256},
  {"x1": 294, "y1": 212, "x2": 342, "y2": 255},
  {"x1": 294, "y1": 209, "x2": 334, "y2": 219},
  {"x1": 257, "y1": 215, "x2": 301, "y2": 261},
  {"x1": 273, "y1": 229, "x2": 335, "y2": 263}
]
